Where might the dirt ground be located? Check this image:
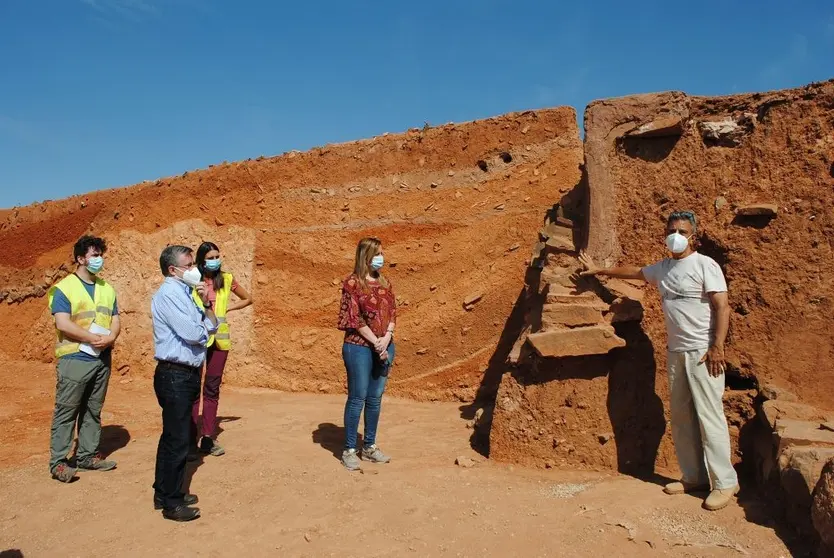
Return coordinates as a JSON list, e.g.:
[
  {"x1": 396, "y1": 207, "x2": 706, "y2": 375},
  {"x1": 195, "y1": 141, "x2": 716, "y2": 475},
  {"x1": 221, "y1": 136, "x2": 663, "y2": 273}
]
[{"x1": 0, "y1": 359, "x2": 805, "y2": 557}]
